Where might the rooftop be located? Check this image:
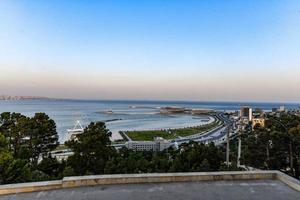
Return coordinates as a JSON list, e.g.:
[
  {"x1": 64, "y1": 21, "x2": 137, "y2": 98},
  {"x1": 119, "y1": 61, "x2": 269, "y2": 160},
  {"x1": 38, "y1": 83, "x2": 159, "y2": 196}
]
[
  {"x1": 0, "y1": 180, "x2": 299, "y2": 200},
  {"x1": 0, "y1": 171, "x2": 299, "y2": 200}
]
